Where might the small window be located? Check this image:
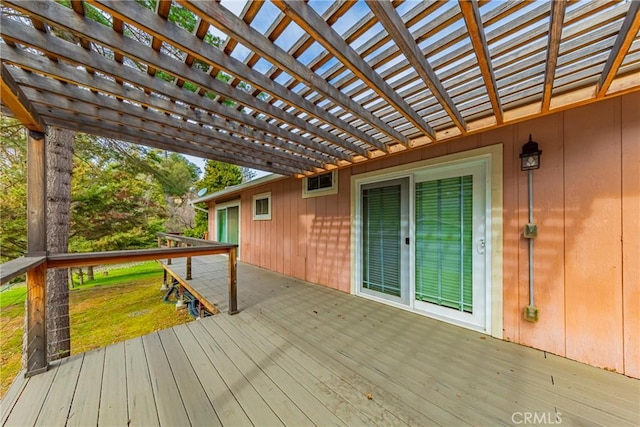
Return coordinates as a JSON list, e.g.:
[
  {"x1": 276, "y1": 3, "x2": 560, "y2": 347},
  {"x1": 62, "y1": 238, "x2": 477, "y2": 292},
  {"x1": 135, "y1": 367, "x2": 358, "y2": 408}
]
[
  {"x1": 252, "y1": 192, "x2": 271, "y2": 220},
  {"x1": 302, "y1": 170, "x2": 338, "y2": 198}
]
